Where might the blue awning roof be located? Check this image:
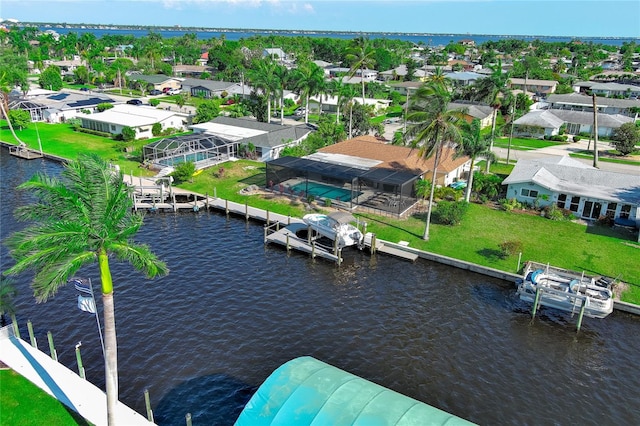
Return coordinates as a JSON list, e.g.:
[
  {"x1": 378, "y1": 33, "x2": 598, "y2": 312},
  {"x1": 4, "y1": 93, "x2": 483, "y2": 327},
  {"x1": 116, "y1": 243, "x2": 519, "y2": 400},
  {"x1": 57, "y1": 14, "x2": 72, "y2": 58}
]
[{"x1": 235, "y1": 356, "x2": 475, "y2": 425}]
